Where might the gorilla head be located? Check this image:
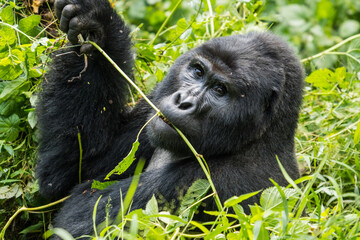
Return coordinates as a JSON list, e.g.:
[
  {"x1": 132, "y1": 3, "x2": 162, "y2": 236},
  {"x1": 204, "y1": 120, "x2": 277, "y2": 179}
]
[{"x1": 147, "y1": 32, "x2": 304, "y2": 157}]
